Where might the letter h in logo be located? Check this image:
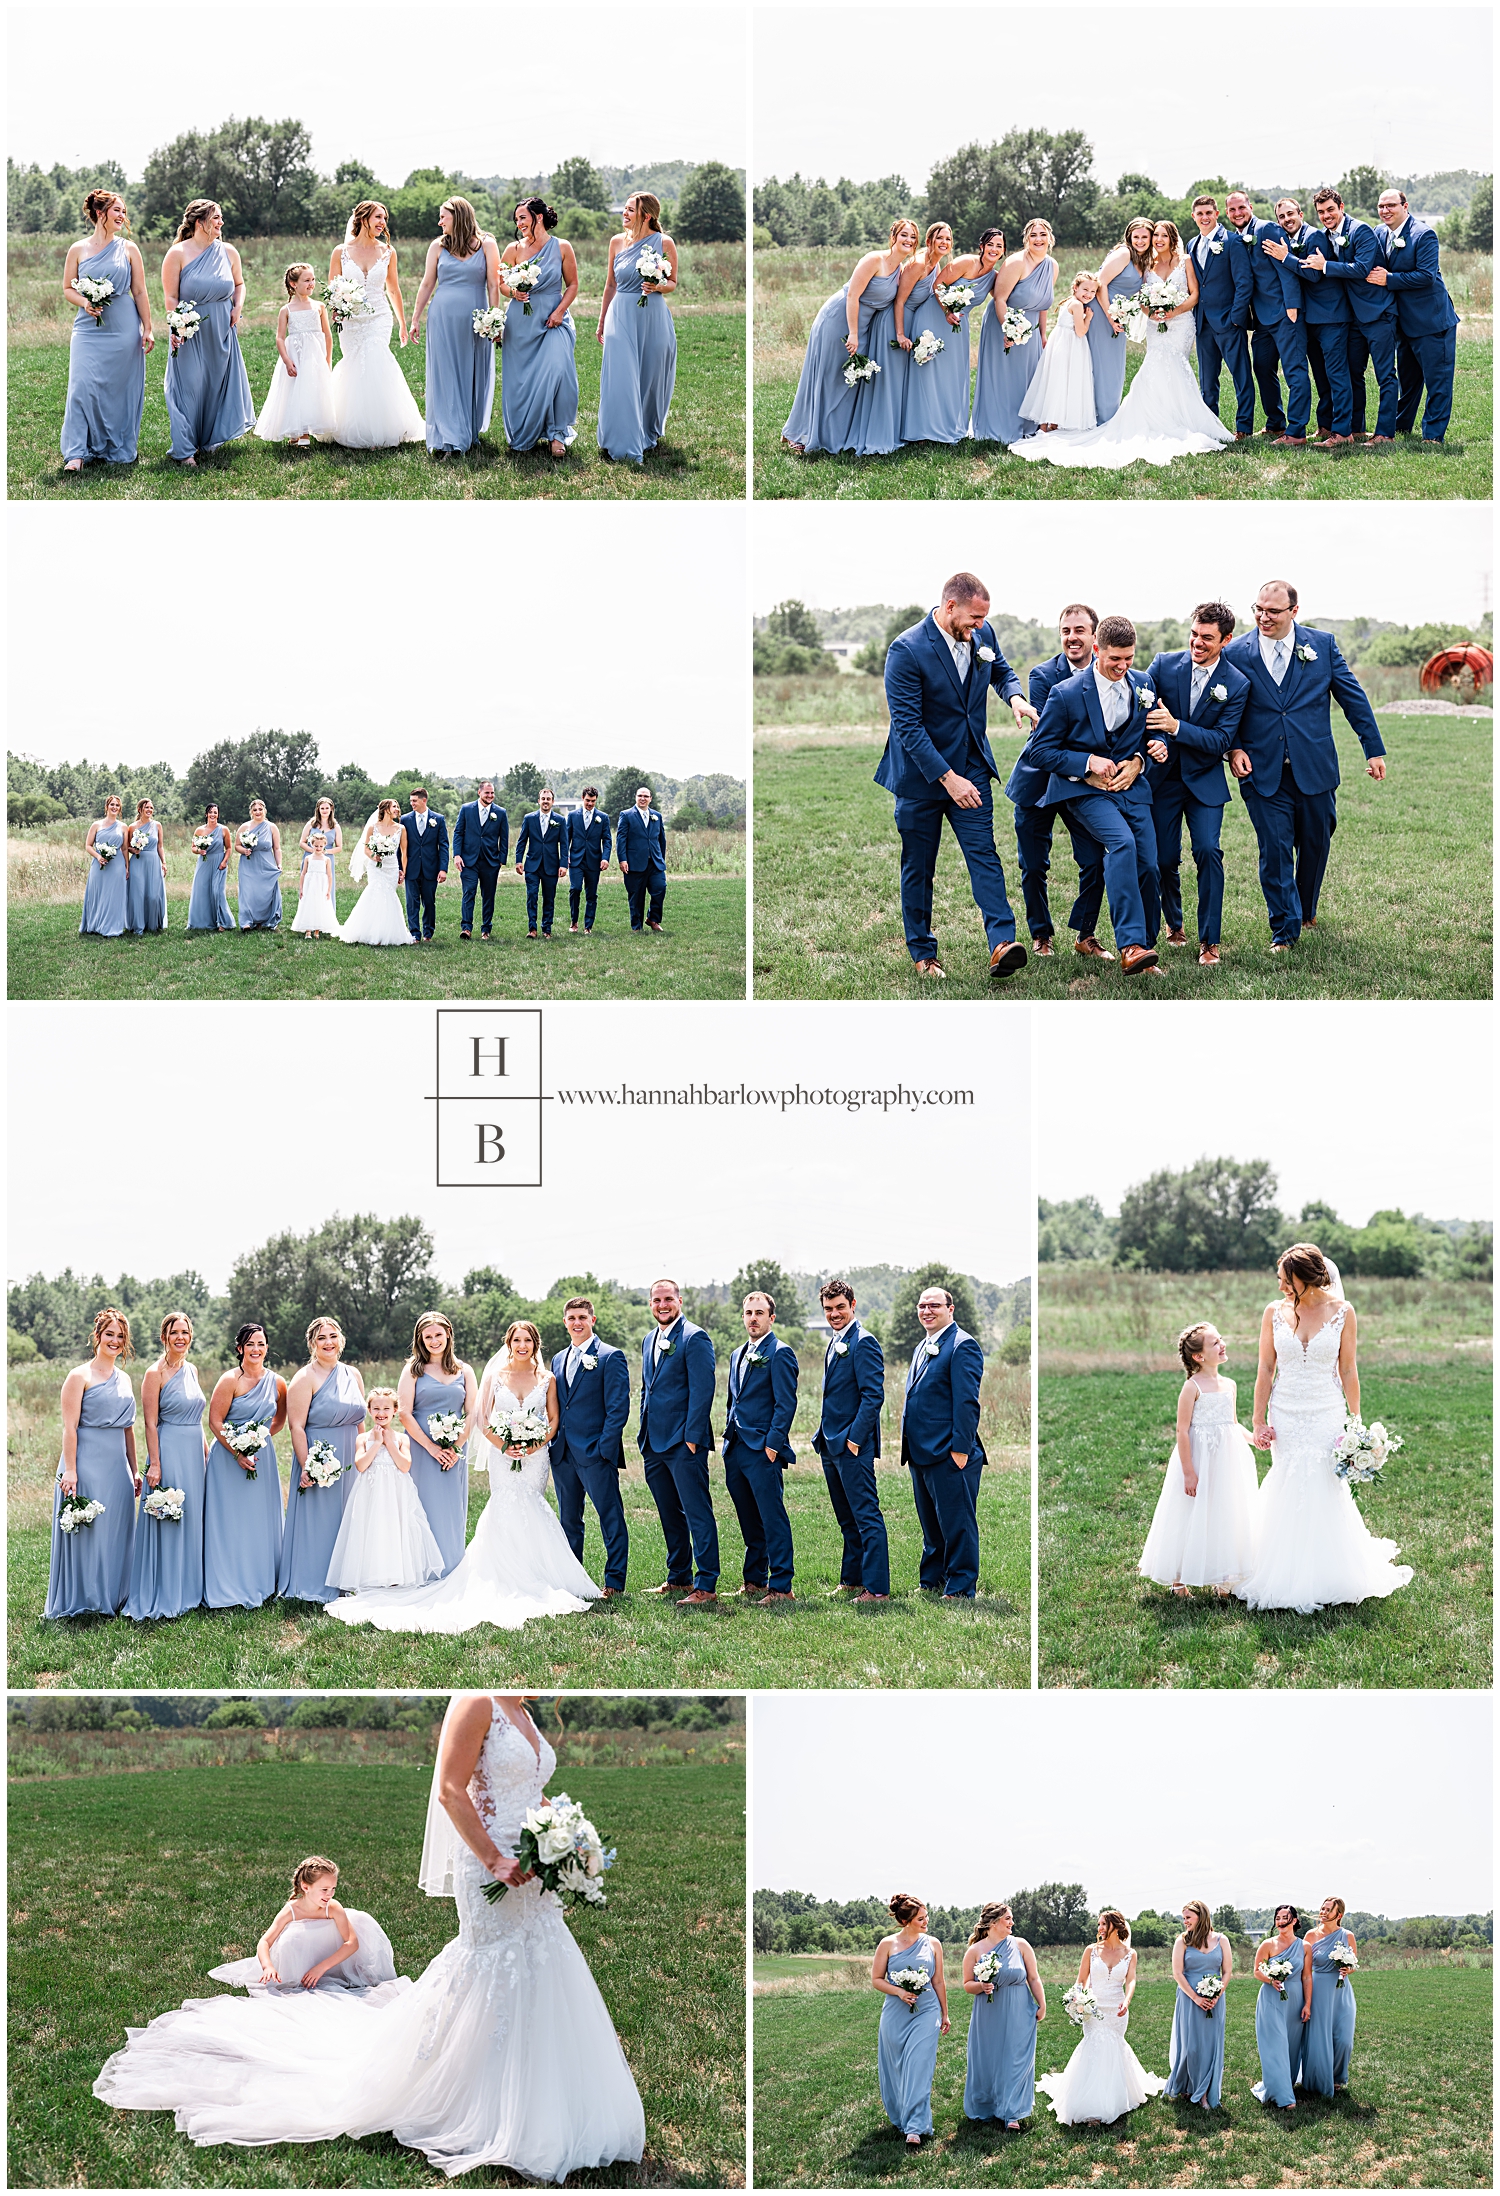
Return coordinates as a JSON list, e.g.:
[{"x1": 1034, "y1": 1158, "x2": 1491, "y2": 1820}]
[{"x1": 431, "y1": 1009, "x2": 543, "y2": 1186}]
